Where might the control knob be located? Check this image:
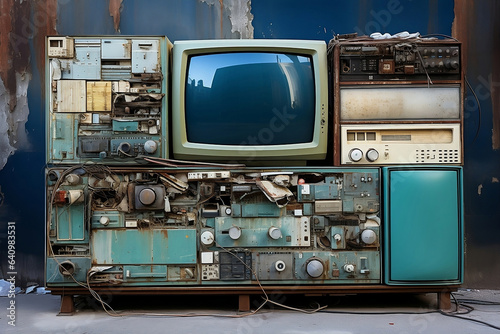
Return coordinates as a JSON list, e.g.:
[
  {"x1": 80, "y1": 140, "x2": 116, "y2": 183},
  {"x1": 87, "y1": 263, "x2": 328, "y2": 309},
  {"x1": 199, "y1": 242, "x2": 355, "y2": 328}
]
[
  {"x1": 349, "y1": 148, "x2": 363, "y2": 162},
  {"x1": 366, "y1": 149, "x2": 379, "y2": 162},
  {"x1": 200, "y1": 230, "x2": 215, "y2": 246},
  {"x1": 228, "y1": 226, "x2": 242, "y2": 240},
  {"x1": 306, "y1": 259, "x2": 324, "y2": 278},
  {"x1": 343, "y1": 264, "x2": 355, "y2": 273},
  {"x1": 275, "y1": 260, "x2": 286, "y2": 272},
  {"x1": 361, "y1": 229, "x2": 377, "y2": 244},
  {"x1": 139, "y1": 188, "x2": 156, "y2": 206}
]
